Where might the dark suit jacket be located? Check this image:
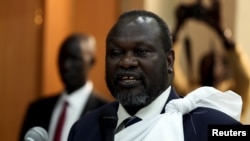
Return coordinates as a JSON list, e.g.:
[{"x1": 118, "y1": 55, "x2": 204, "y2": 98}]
[
  {"x1": 19, "y1": 91, "x2": 108, "y2": 141},
  {"x1": 67, "y1": 87, "x2": 241, "y2": 141}
]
